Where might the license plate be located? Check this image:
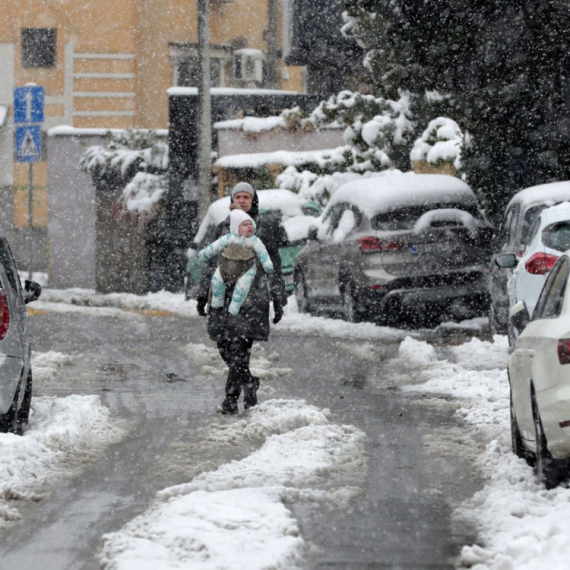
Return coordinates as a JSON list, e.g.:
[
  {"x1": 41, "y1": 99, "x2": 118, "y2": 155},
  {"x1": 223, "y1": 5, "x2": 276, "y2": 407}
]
[{"x1": 284, "y1": 273, "x2": 294, "y2": 285}]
